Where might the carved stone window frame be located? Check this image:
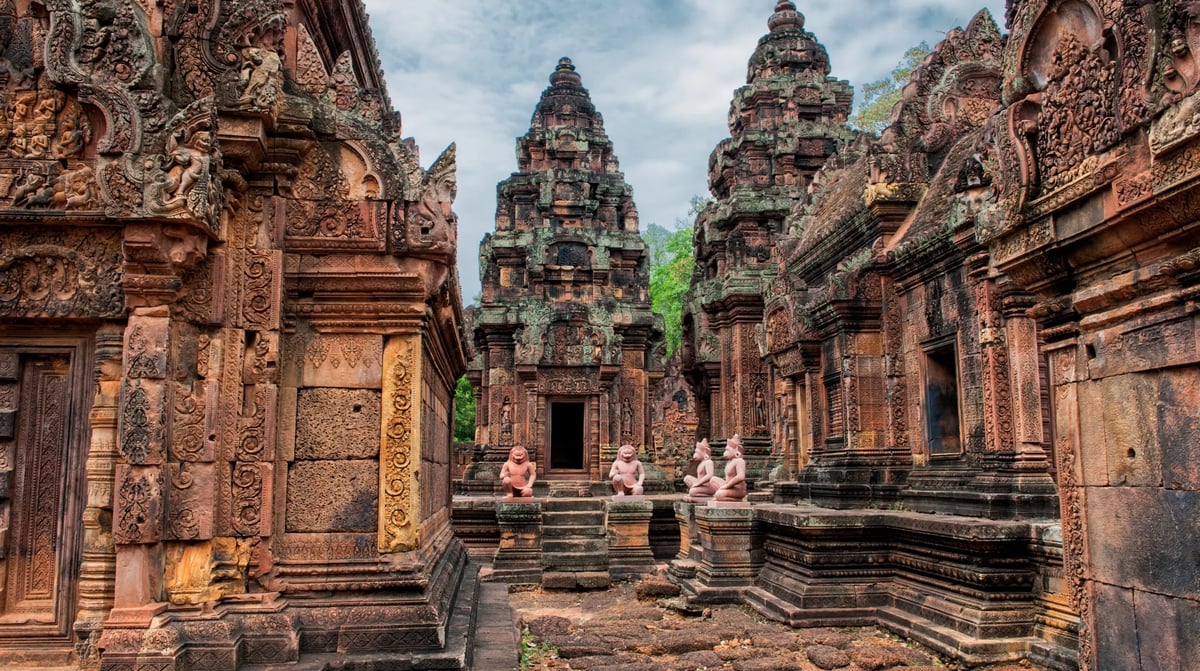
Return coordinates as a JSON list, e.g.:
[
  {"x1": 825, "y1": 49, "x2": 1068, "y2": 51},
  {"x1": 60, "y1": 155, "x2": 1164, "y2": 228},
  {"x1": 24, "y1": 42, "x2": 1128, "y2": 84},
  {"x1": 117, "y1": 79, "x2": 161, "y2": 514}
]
[{"x1": 919, "y1": 333, "x2": 965, "y2": 461}]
